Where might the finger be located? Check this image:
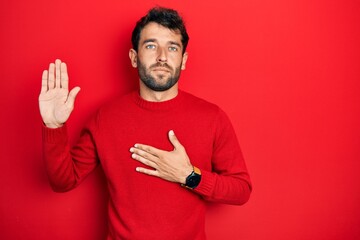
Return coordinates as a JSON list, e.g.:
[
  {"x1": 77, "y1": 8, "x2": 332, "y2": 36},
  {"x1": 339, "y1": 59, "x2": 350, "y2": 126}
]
[
  {"x1": 131, "y1": 152, "x2": 158, "y2": 169},
  {"x1": 40, "y1": 70, "x2": 48, "y2": 93},
  {"x1": 60, "y1": 62, "x2": 69, "y2": 89},
  {"x1": 134, "y1": 144, "x2": 163, "y2": 157},
  {"x1": 168, "y1": 130, "x2": 183, "y2": 150},
  {"x1": 65, "y1": 86, "x2": 81, "y2": 108},
  {"x1": 135, "y1": 167, "x2": 160, "y2": 177},
  {"x1": 55, "y1": 59, "x2": 61, "y2": 88},
  {"x1": 48, "y1": 63, "x2": 55, "y2": 89},
  {"x1": 130, "y1": 147, "x2": 158, "y2": 162}
]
